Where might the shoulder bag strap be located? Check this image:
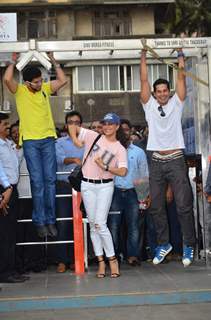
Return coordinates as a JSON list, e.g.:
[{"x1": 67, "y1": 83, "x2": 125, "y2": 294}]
[{"x1": 82, "y1": 134, "x2": 101, "y2": 167}]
